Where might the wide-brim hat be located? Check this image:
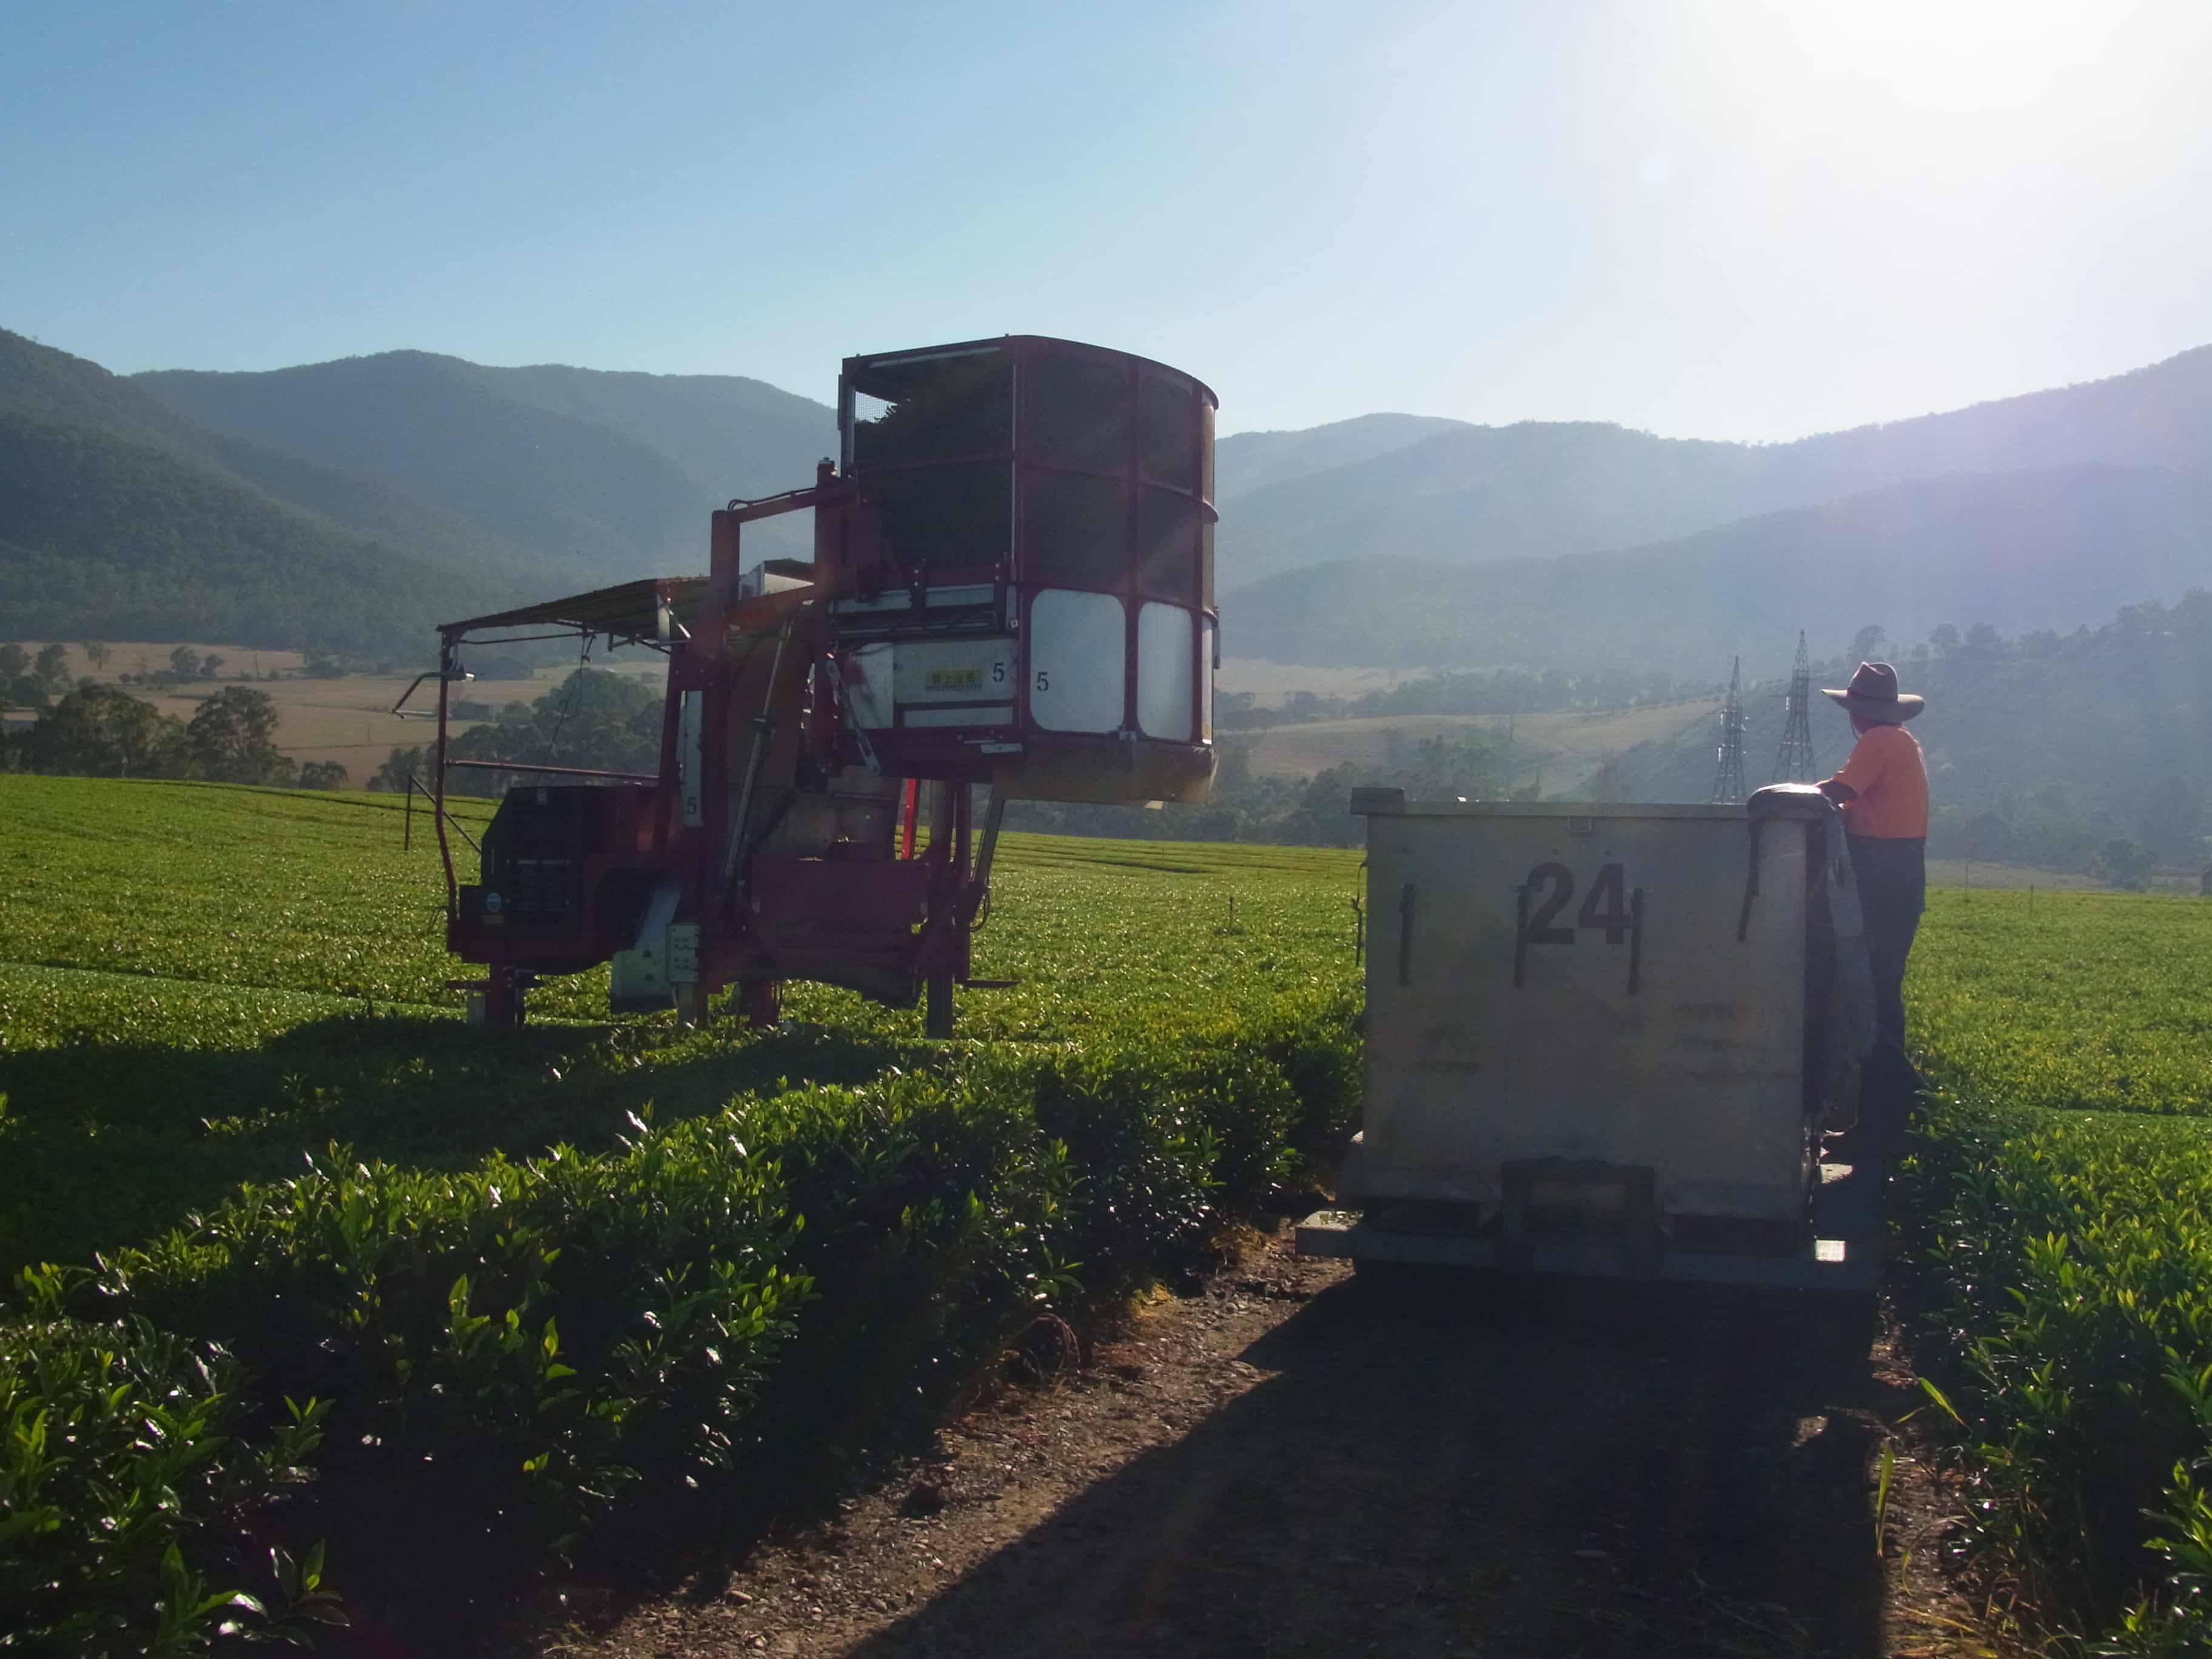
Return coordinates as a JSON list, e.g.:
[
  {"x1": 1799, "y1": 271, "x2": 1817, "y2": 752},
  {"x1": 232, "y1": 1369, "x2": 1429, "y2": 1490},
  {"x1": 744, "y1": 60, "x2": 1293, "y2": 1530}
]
[{"x1": 1823, "y1": 660, "x2": 1923, "y2": 723}]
